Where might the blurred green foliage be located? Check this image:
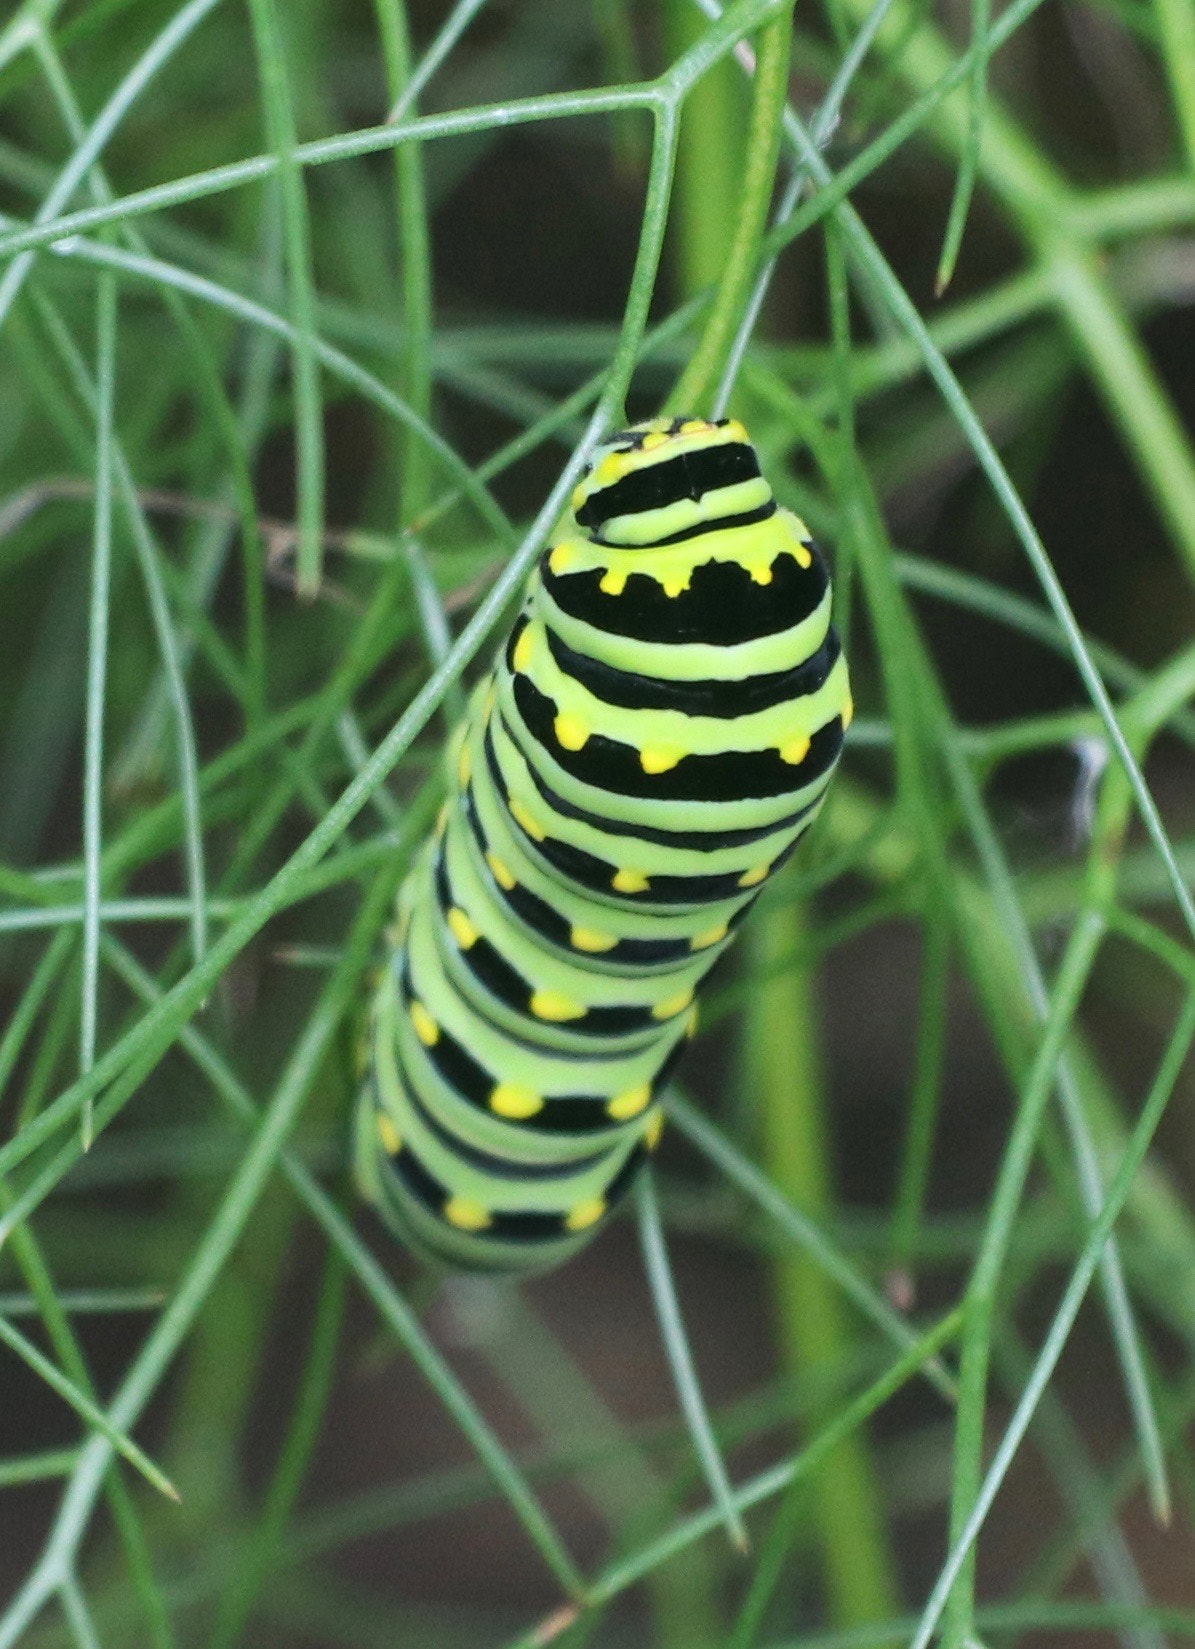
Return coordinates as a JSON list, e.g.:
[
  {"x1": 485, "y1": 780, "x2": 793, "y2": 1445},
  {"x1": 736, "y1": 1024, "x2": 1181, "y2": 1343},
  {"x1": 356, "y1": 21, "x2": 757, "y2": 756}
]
[{"x1": 2, "y1": 1, "x2": 1195, "y2": 1646}]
